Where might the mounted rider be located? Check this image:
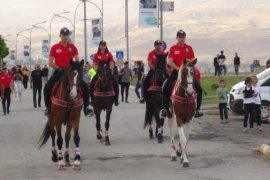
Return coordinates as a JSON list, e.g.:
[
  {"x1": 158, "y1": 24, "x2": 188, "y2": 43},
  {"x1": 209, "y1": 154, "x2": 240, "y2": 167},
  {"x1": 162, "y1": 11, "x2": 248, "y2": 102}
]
[
  {"x1": 89, "y1": 40, "x2": 119, "y2": 106},
  {"x1": 43, "y1": 27, "x2": 90, "y2": 116},
  {"x1": 140, "y1": 40, "x2": 165, "y2": 103},
  {"x1": 160, "y1": 30, "x2": 196, "y2": 117}
]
